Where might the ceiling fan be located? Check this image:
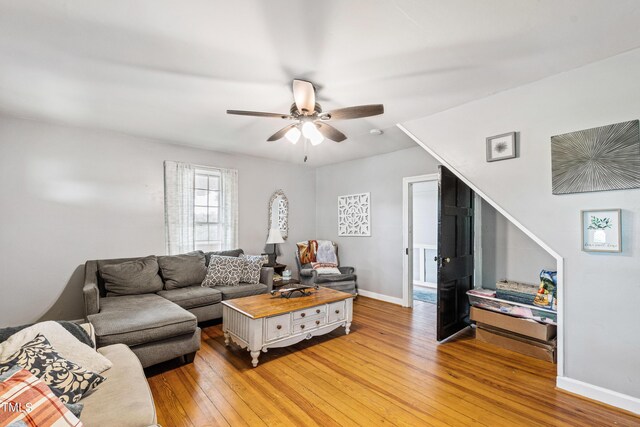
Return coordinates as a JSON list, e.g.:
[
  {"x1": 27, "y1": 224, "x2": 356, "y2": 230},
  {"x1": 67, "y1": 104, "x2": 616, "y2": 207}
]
[{"x1": 227, "y1": 79, "x2": 384, "y2": 146}]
